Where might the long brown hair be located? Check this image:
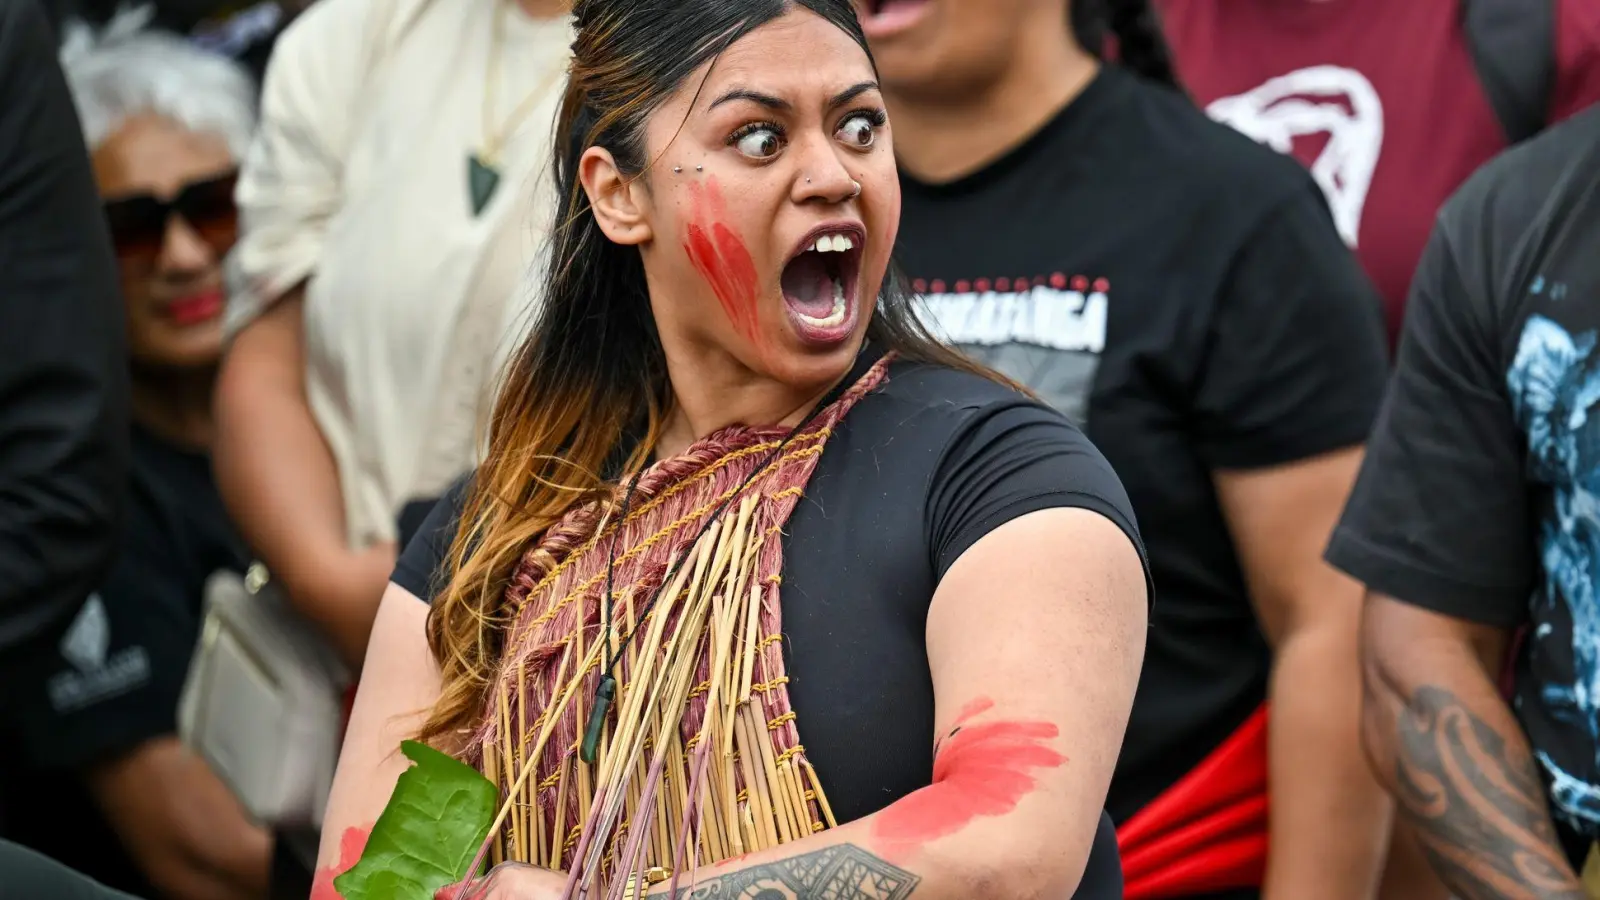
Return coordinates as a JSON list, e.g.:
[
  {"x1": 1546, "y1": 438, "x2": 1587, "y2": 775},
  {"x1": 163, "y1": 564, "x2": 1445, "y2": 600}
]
[{"x1": 421, "y1": 0, "x2": 994, "y2": 747}]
